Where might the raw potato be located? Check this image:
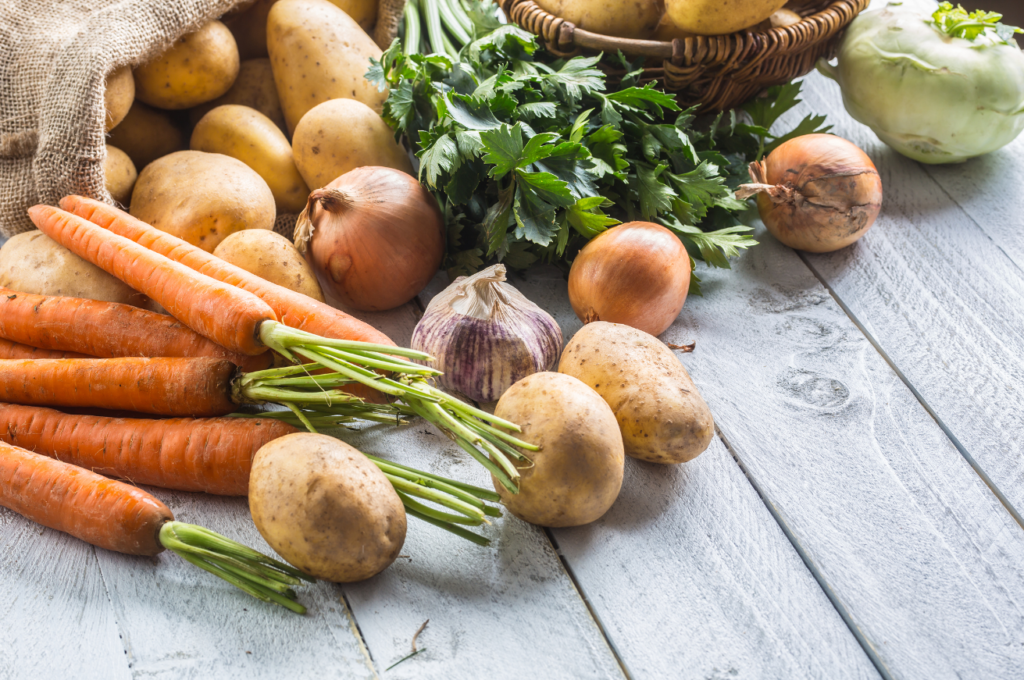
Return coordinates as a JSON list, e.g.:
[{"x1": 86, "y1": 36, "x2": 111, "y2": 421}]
[
  {"x1": 293, "y1": 98, "x2": 412, "y2": 189},
  {"x1": 103, "y1": 65, "x2": 135, "y2": 131},
  {"x1": 130, "y1": 150, "x2": 275, "y2": 252},
  {"x1": 188, "y1": 59, "x2": 287, "y2": 131},
  {"x1": 268, "y1": 0, "x2": 388, "y2": 134},
  {"x1": 134, "y1": 21, "x2": 240, "y2": 110},
  {"x1": 103, "y1": 145, "x2": 137, "y2": 206},
  {"x1": 249, "y1": 433, "x2": 406, "y2": 582},
  {"x1": 191, "y1": 105, "x2": 309, "y2": 213},
  {"x1": 493, "y1": 372, "x2": 624, "y2": 527},
  {"x1": 225, "y1": 0, "x2": 276, "y2": 60},
  {"x1": 325, "y1": 0, "x2": 377, "y2": 32},
  {"x1": 106, "y1": 101, "x2": 185, "y2": 170},
  {"x1": 559, "y1": 321, "x2": 714, "y2": 464},
  {"x1": 652, "y1": 14, "x2": 694, "y2": 42},
  {"x1": 0, "y1": 231, "x2": 149, "y2": 308},
  {"x1": 664, "y1": 0, "x2": 789, "y2": 35},
  {"x1": 213, "y1": 230, "x2": 324, "y2": 302},
  {"x1": 533, "y1": 0, "x2": 661, "y2": 39}
]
